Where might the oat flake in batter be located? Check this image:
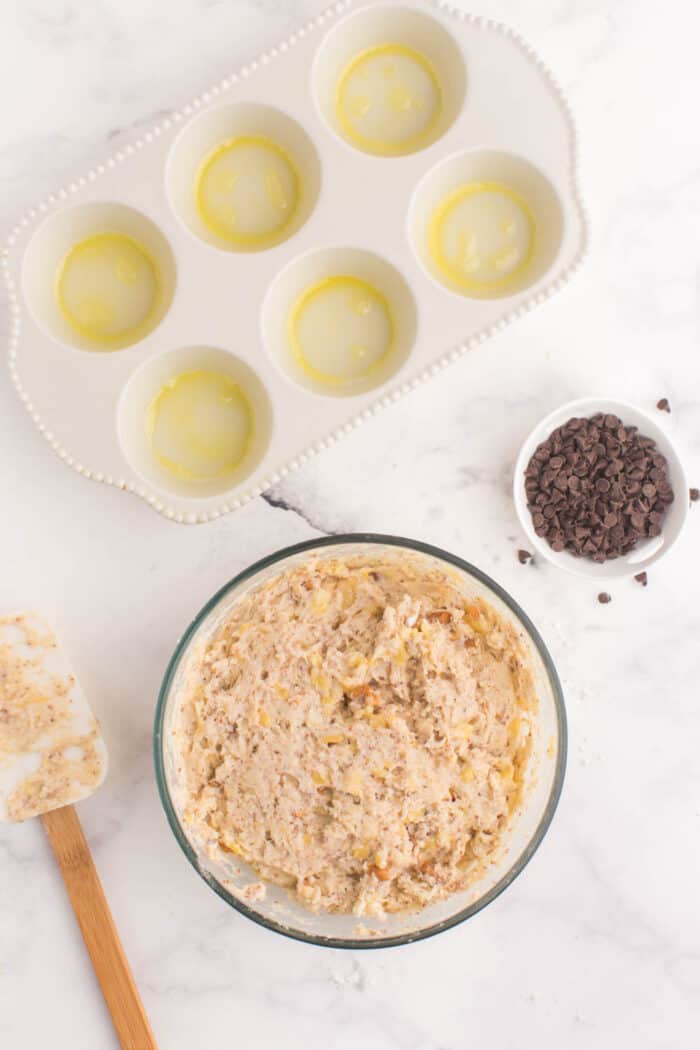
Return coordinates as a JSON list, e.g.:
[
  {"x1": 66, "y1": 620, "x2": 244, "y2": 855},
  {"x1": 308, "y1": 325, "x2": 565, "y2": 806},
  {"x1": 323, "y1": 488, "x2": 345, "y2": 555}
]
[{"x1": 173, "y1": 554, "x2": 536, "y2": 917}]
